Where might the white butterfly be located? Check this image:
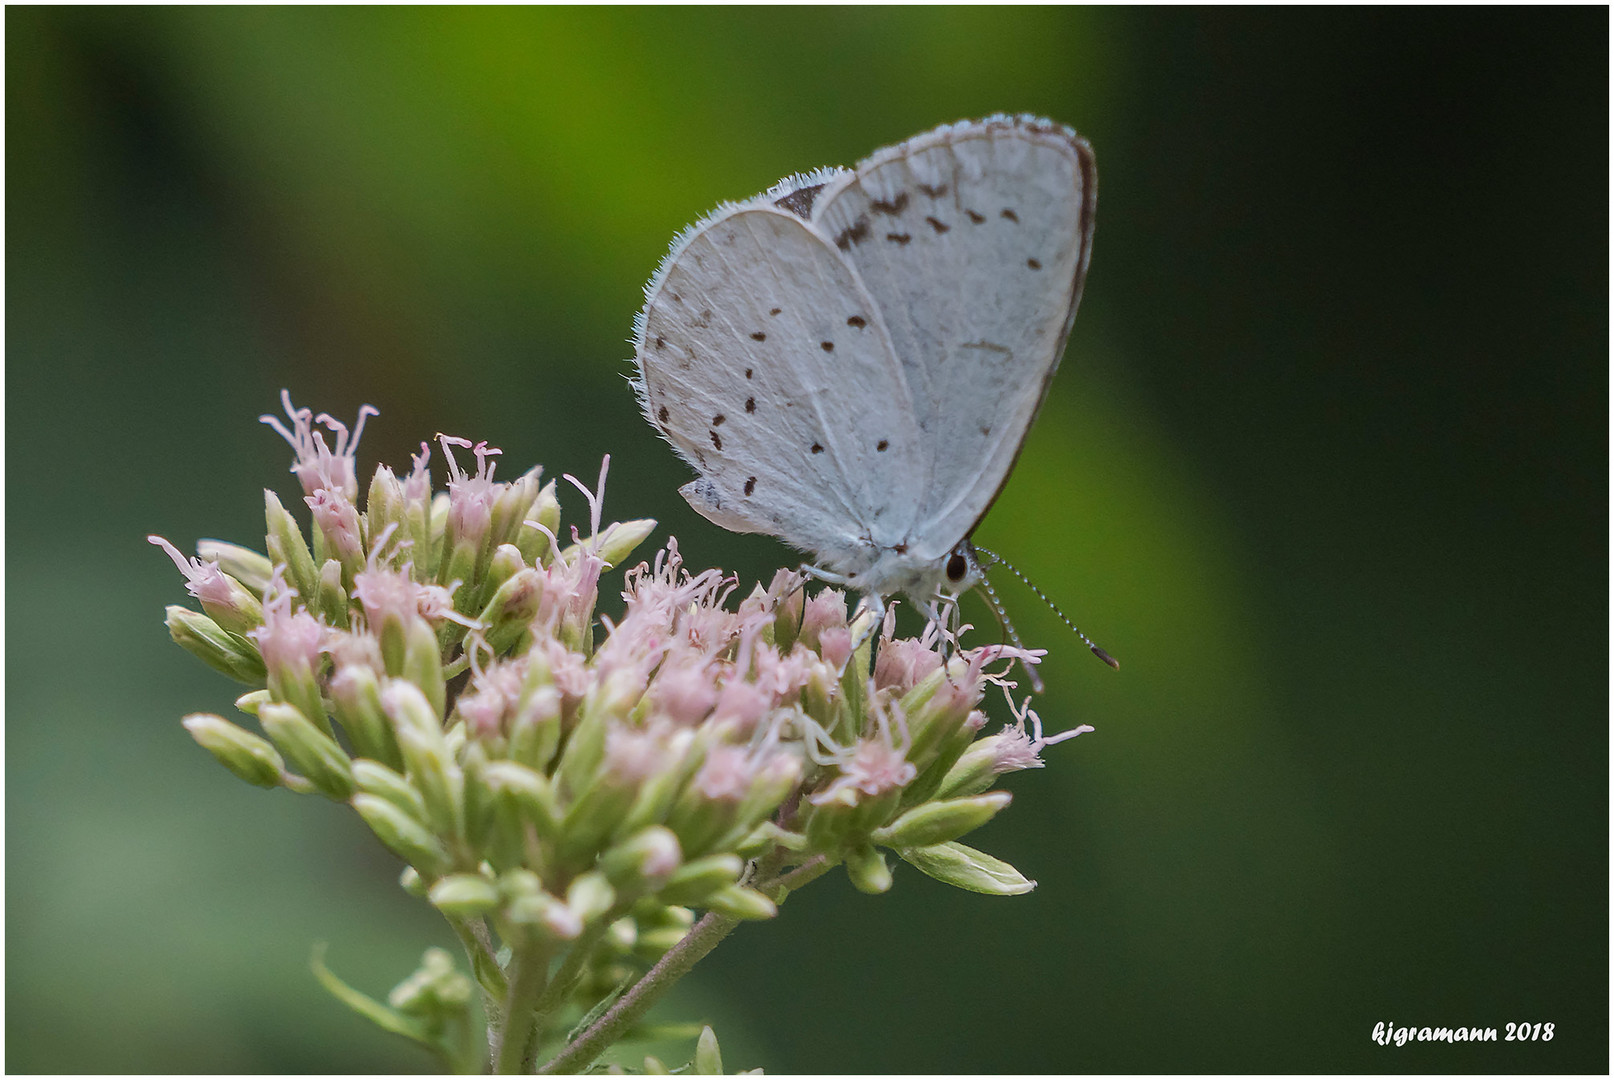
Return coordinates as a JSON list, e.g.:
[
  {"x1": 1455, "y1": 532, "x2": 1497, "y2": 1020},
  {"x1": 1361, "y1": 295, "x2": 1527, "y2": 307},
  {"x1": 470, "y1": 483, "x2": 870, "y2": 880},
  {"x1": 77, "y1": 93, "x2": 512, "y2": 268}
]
[{"x1": 632, "y1": 114, "x2": 1098, "y2": 648}]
